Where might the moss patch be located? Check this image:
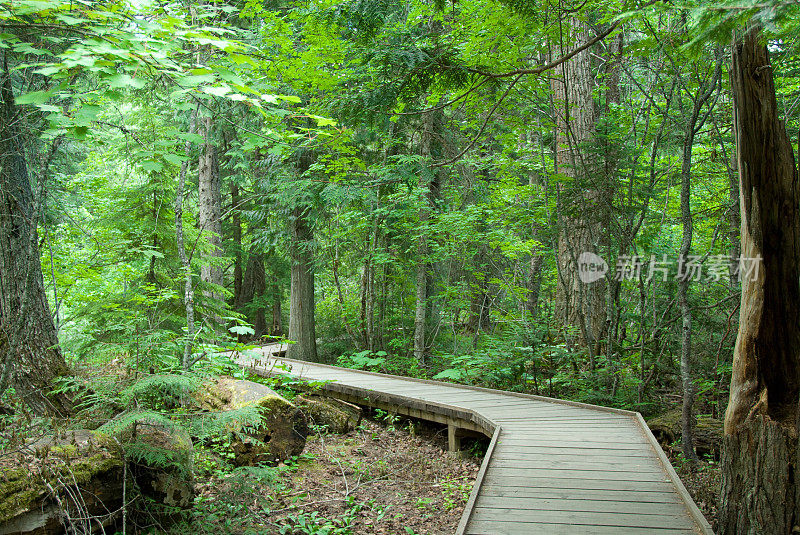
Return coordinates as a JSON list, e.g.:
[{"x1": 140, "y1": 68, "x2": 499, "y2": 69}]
[{"x1": 0, "y1": 430, "x2": 123, "y2": 524}]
